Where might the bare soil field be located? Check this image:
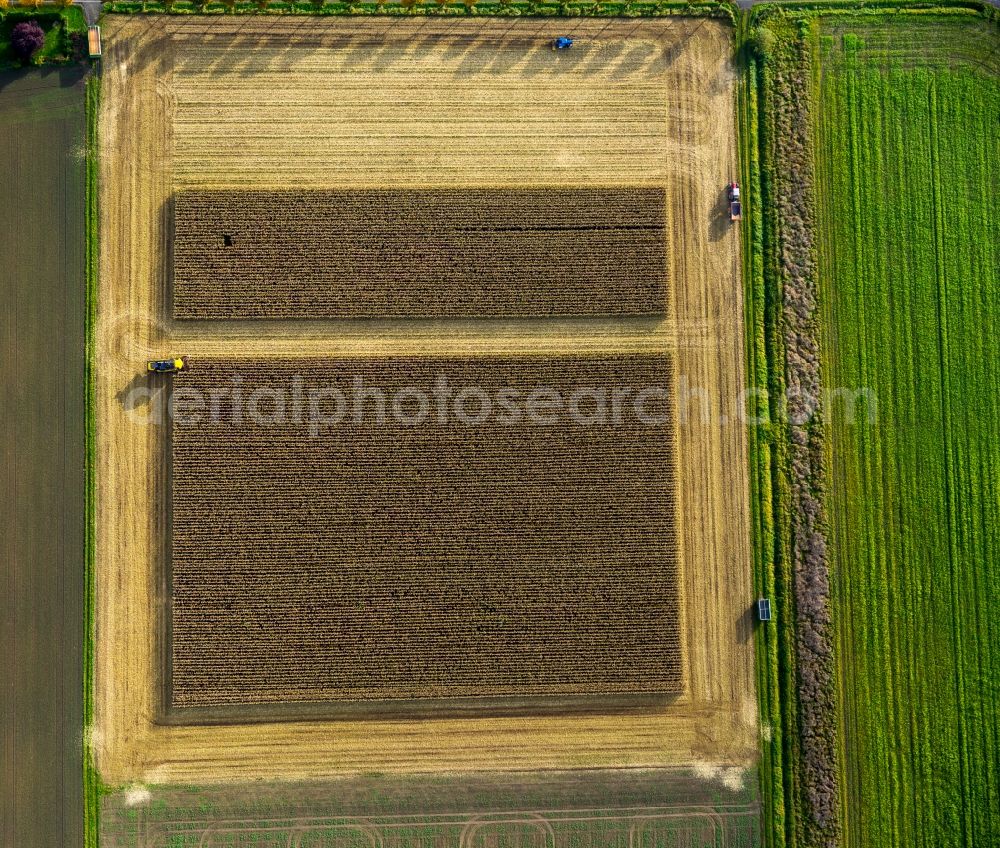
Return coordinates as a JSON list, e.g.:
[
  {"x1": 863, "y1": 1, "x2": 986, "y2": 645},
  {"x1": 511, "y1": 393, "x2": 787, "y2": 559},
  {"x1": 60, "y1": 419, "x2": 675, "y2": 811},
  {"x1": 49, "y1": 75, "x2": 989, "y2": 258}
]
[
  {"x1": 173, "y1": 188, "x2": 668, "y2": 319},
  {"x1": 170, "y1": 355, "x2": 680, "y2": 708},
  {"x1": 95, "y1": 14, "x2": 752, "y2": 784},
  {"x1": 1, "y1": 68, "x2": 87, "y2": 848}
]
